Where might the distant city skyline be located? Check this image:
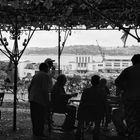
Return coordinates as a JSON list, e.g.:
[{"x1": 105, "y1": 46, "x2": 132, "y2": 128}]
[{"x1": 1, "y1": 29, "x2": 140, "y2": 50}]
